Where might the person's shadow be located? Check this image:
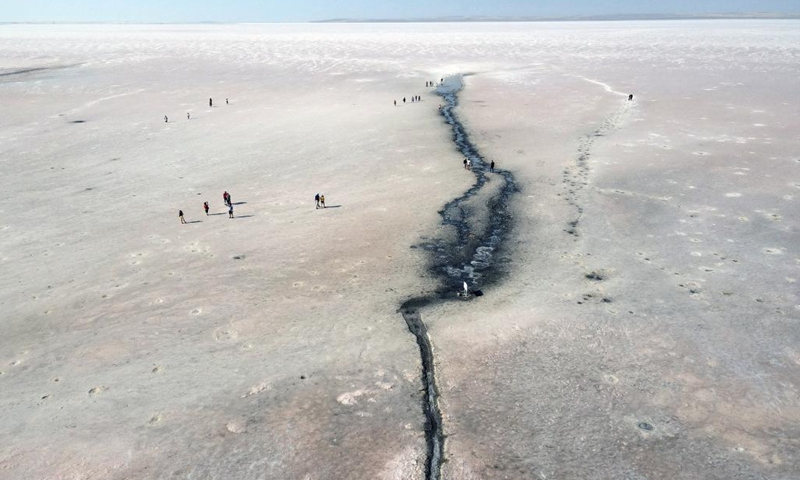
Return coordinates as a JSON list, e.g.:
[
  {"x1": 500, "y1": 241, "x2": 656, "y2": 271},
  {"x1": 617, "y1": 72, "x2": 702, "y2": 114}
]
[
  {"x1": 232, "y1": 201, "x2": 247, "y2": 205},
  {"x1": 186, "y1": 220, "x2": 203, "y2": 224},
  {"x1": 235, "y1": 215, "x2": 254, "y2": 218},
  {"x1": 322, "y1": 205, "x2": 342, "y2": 208}
]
